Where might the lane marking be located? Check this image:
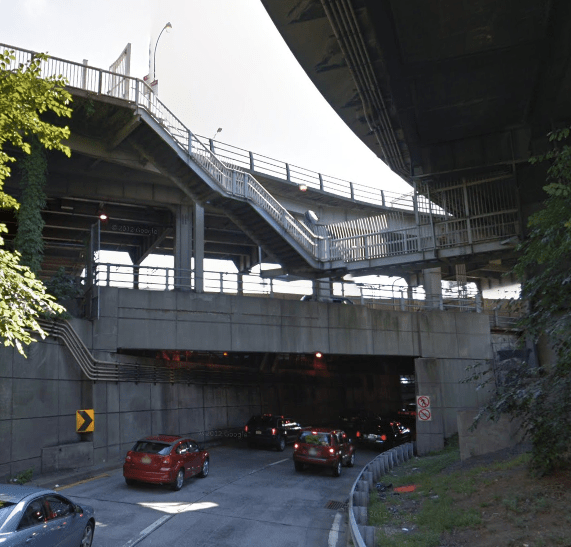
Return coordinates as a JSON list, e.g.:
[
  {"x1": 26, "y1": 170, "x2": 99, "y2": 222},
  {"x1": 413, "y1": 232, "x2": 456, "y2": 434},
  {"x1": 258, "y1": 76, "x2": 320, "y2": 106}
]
[
  {"x1": 248, "y1": 458, "x2": 289, "y2": 474},
  {"x1": 121, "y1": 515, "x2": 172, "y2": 547},
  {"x1": 328, "y1": 512, "x2": 343, "y2": 547},
  {"x1": 54, "y1": 474, "x2": 109, "y2": 491}
]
